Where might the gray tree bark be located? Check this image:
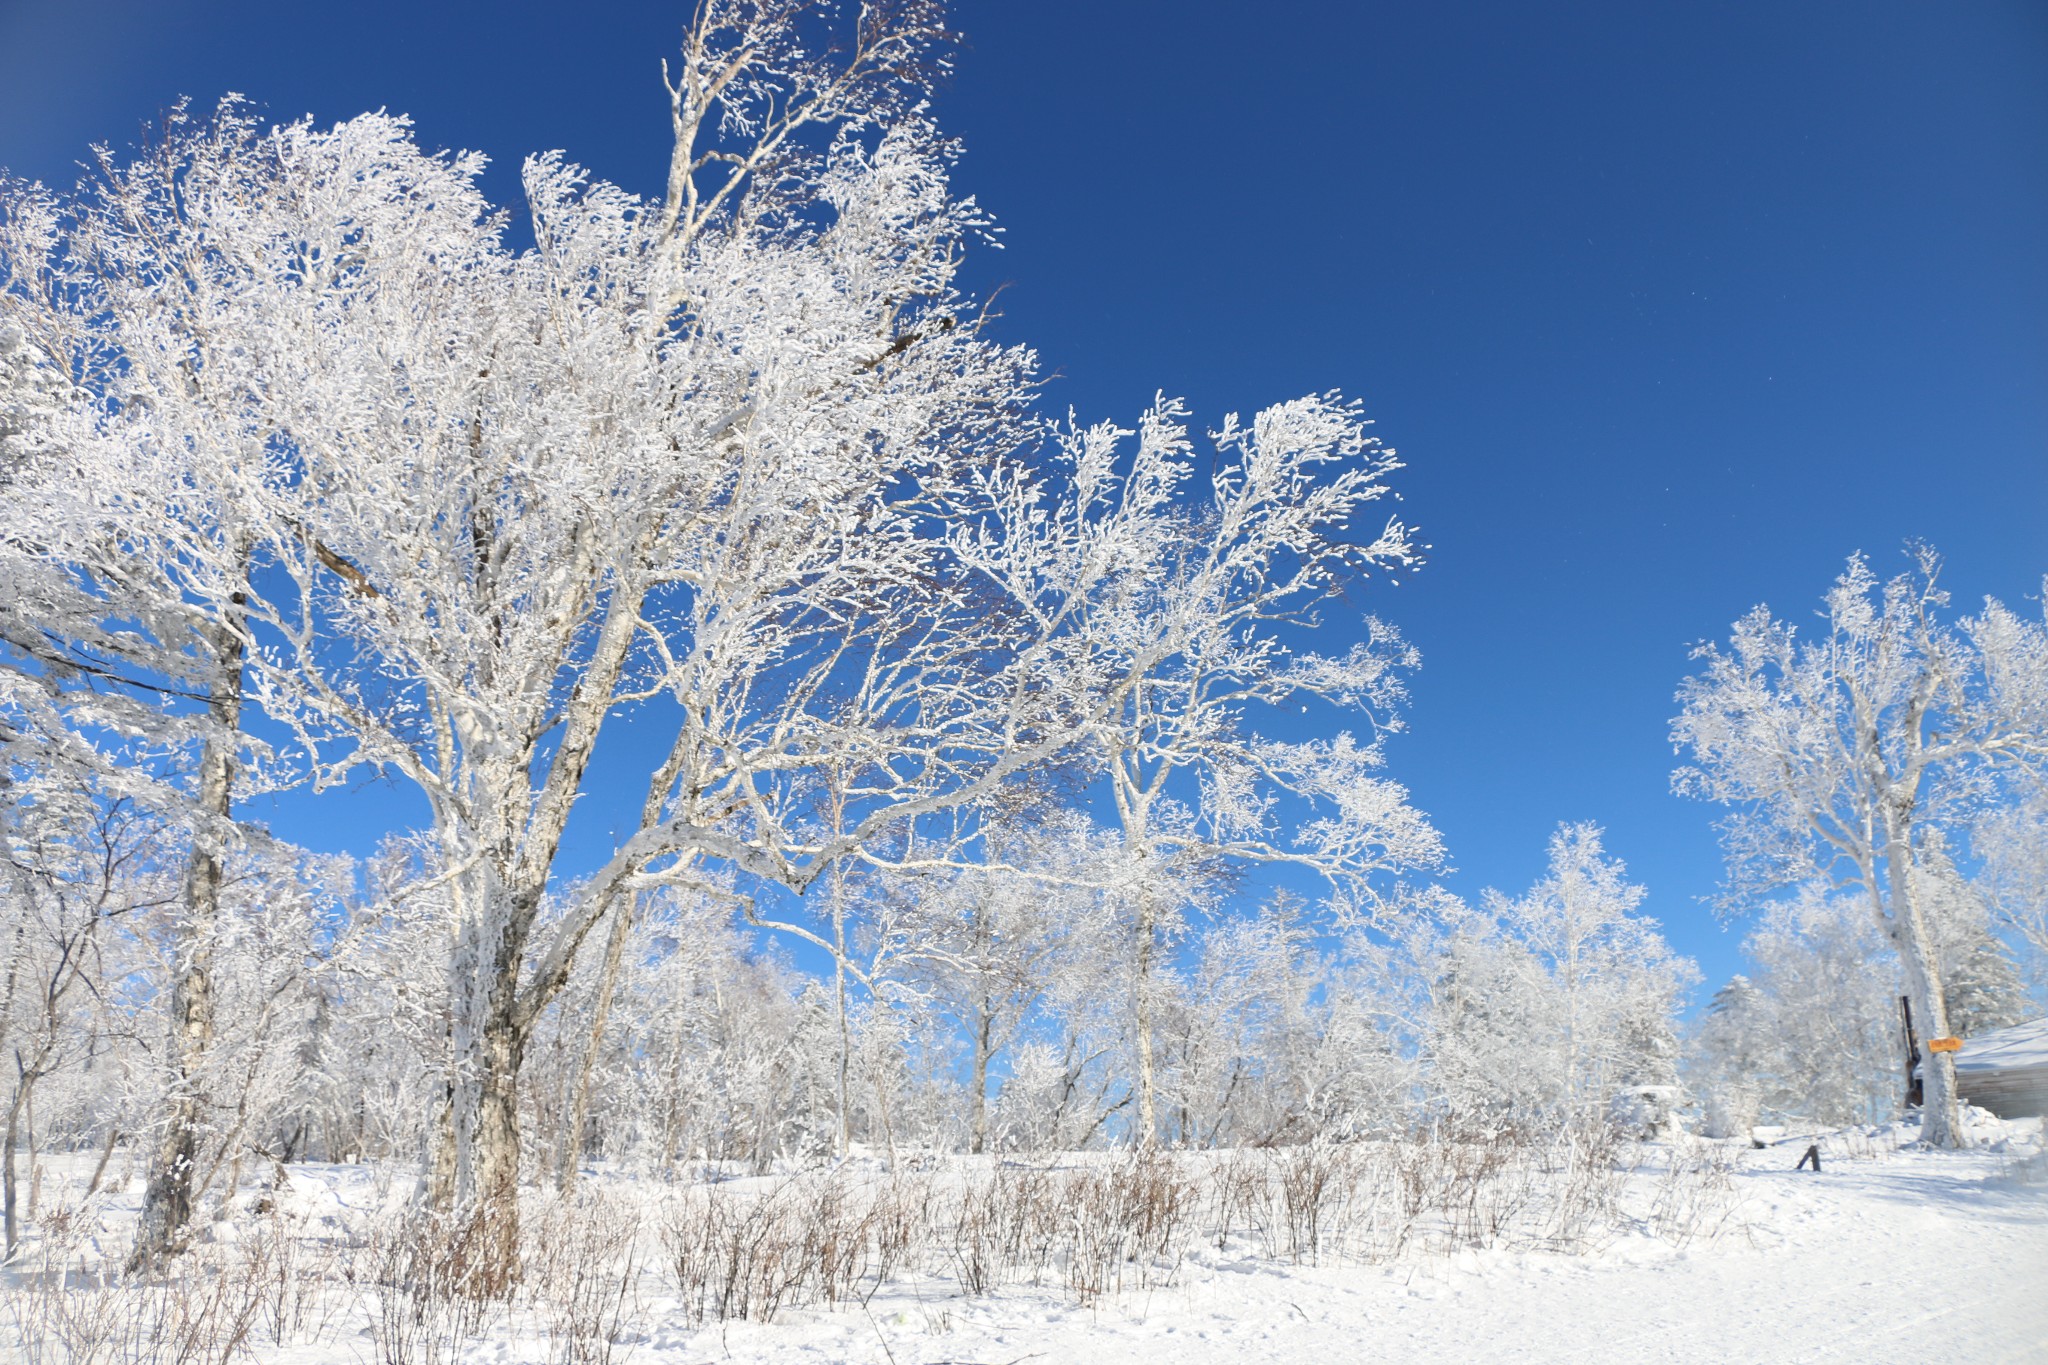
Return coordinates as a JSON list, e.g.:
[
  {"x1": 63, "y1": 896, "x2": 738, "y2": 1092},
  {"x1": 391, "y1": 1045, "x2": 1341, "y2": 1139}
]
[
  {"x1": 132, "y1": 602, "x2": 245, "y2": 1271},
  {"x1": 1133, "y1": 885, "x2": 1158, "y2": 1147},
  {"x1": 556, "y1": 894, "x2": 633, "y2": 1191}
]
